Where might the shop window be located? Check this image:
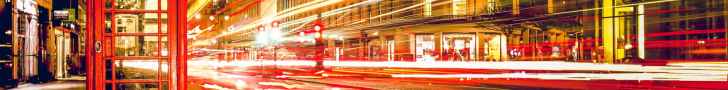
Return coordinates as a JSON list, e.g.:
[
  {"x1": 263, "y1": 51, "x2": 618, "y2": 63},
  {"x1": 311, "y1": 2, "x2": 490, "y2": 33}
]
[
  {"x1": 442, "y1": 33, "x2": 476, "y2": 61},
  {"x1": 415, "y1": 34, "x2": 435, "y2": 61}
]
